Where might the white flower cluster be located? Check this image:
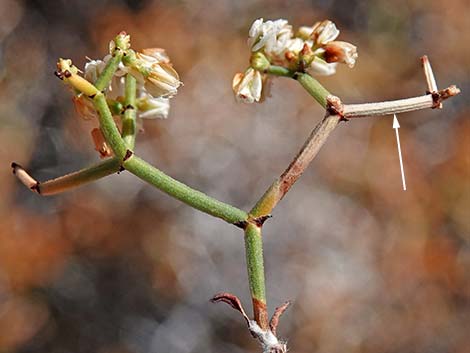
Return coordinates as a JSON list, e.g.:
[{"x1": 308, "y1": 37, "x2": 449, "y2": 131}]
[
  {"x1": 76, "y1": 47, "x2": 181, "y2": 121},
  {"x1": 233, "y1": 18, "x2": 358, "y2": 103}
]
